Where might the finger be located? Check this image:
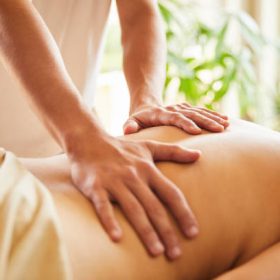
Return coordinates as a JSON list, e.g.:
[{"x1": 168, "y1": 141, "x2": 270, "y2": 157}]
[
  {"x1": 123, "y1": 118, "x2": 141, "y2": 134},
  {"x1": 111, "y1": 186, "x2": 165, "y2": 257},
  {"x1": 163, "y1": 112, "x2": 202, "y2": 134},
  {"x1": 149, "y1": 169, "x2": 199, "y2": 239},
  {"x1": 129, "y1": 179, "x2": 182, "y2": 260},
  {"x1": 188, "y1": 108, "x2": 230, "y2": 128},
  {"x1": 129, "y1": 108, "x2": 202, "y2": 134},
  {"x1": 136, "y1": 108, "x2": 202, "y2": 134},
  {"x1": 166, "y1": 105, "x2": 227, "y2": 132},
  {"x1": 180, "y1": 110, "x2": 225, "y2": 132},
  {"x1": 181, "y1": 102, "x2": 192, "y2": 108},
  {"x1": 179, "y1": 103, "x2": 228, "y2": 120},
  {"x1": 91, "y1": 188, "x2": 122, "y2": 241},
  {"x1": 197, "y1": 106, "x2": 228, "y2": 120},
  {"x1": 145, "y1": 141, "x2": 201, "y2": 162}
]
